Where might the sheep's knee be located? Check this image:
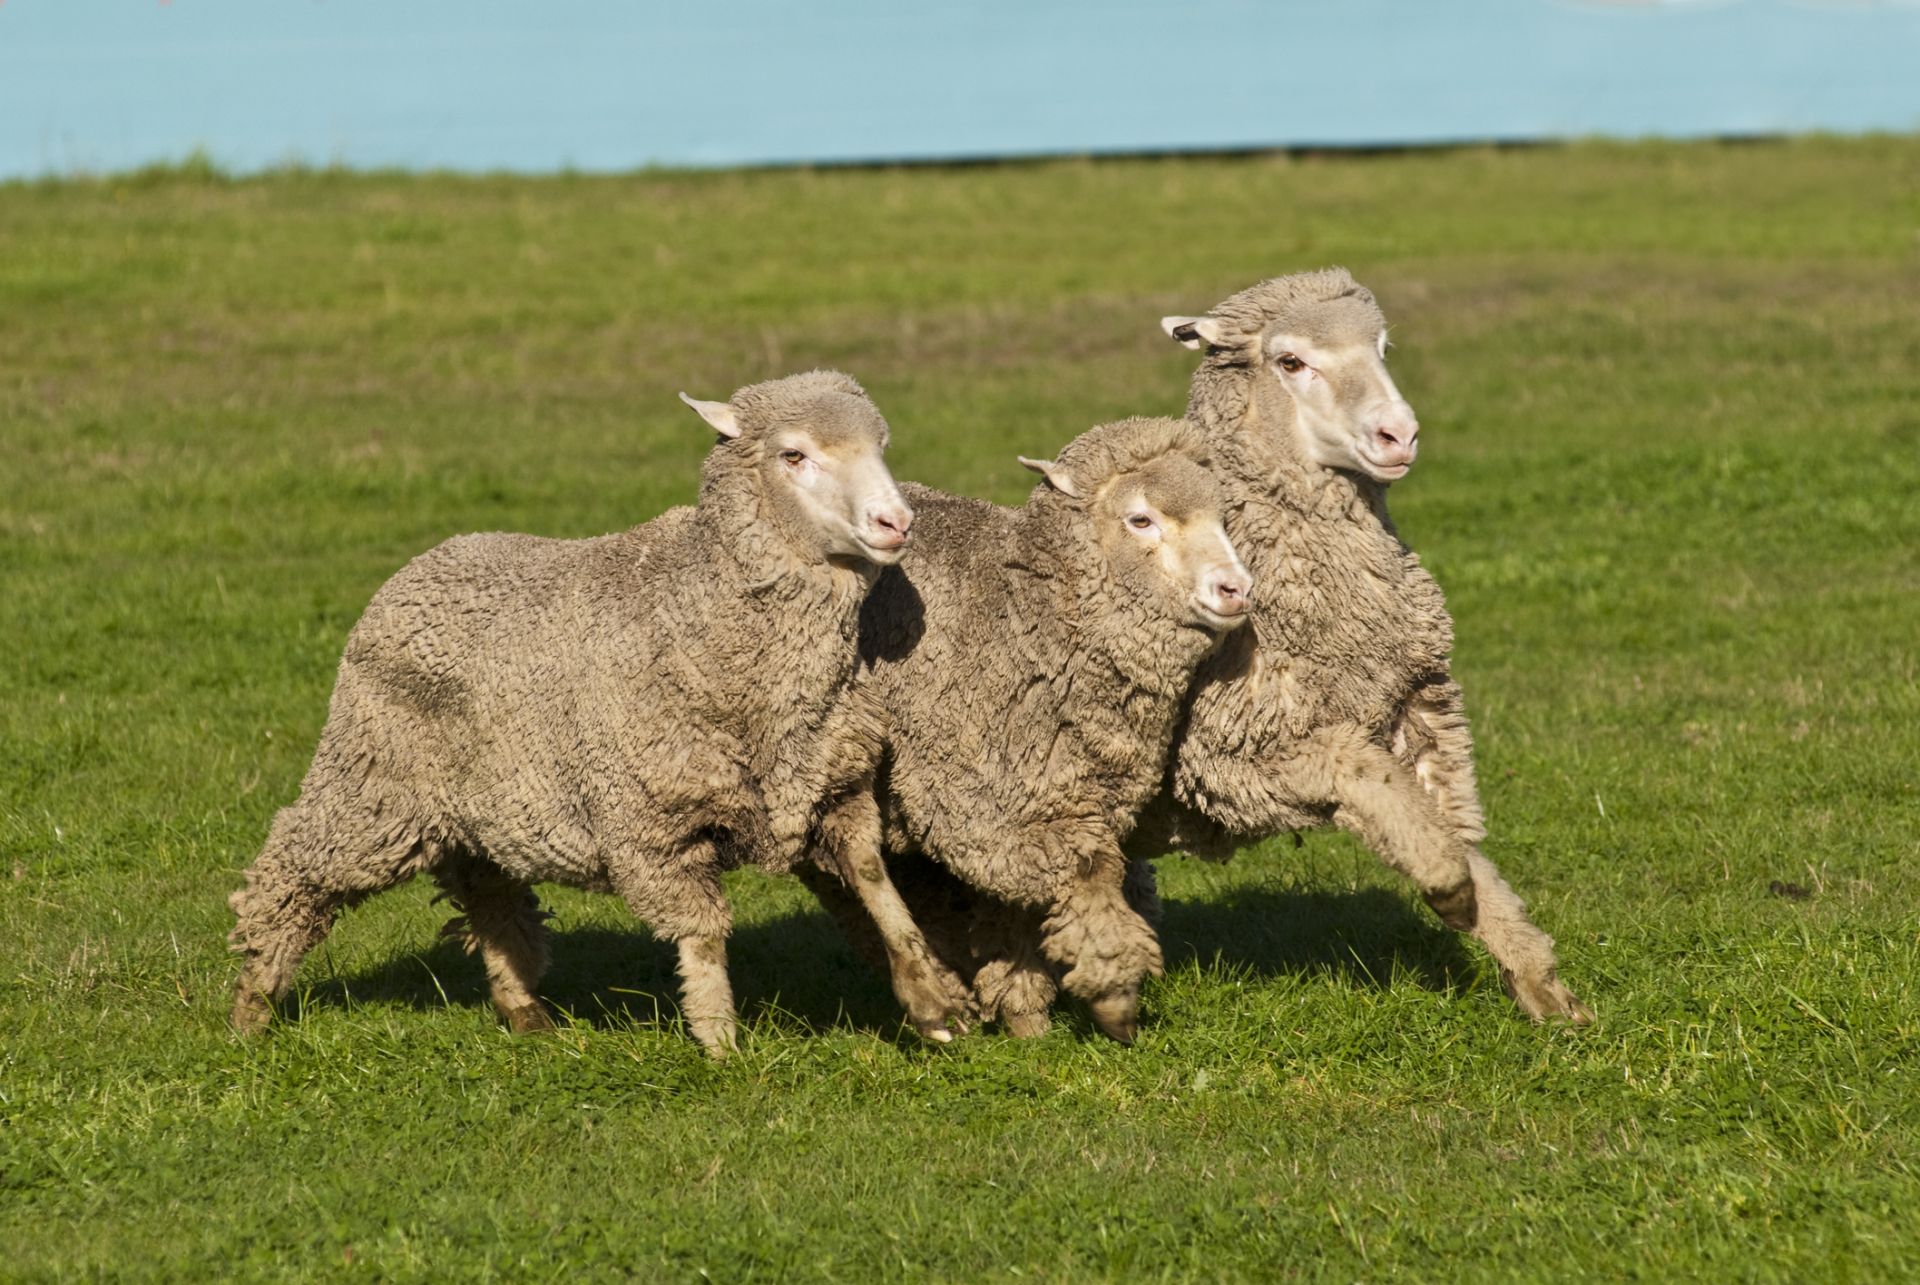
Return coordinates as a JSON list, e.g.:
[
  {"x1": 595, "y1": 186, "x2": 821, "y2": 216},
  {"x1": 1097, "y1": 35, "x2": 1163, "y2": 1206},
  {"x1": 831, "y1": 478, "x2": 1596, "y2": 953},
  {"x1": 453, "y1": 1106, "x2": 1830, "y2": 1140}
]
[
  {"x1": 1328, "y1": 751, "x2": 1477, "y2": 928},
  {"x1": 1424, "y1": 876, "x2": 1479, "y2": 933}
]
